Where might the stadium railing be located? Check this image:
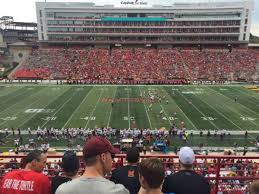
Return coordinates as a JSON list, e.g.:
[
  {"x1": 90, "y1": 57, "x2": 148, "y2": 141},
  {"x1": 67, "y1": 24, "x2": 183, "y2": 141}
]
[{"x1": 0, "y1": 154, "x2": 258, "y2": 194}]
